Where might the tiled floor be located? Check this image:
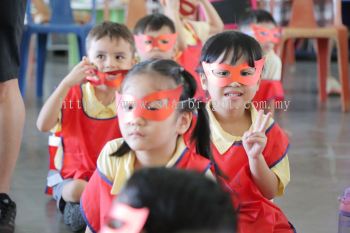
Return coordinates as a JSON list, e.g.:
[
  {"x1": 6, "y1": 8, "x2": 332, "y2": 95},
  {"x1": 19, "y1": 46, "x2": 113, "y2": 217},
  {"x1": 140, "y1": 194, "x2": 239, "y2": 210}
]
[{"x1": 9, "y1": 53, "x2": 350, "y2": 233}]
